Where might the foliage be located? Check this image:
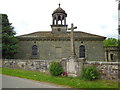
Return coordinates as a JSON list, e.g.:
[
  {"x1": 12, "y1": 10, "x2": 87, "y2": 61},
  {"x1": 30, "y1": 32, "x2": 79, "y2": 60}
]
[
  {"x1": 49, "y1": 62, "x2": 63, "y2": 76},
  {"x1": 1, "y1": 14, "x2": 19, "y2": 59},
  {"x1": 0, "y1": 15, "x2": 2, "y2": 59},
  {"x1": 81, "y1": 65, "x2": 100, "y2": 81},
  {"x1": 118, "y1": 25, "x2": 120, "y2": 35},
  {"x1": 119, "y1": 2, "x2": 120, "y2": 9},
  {"x1": 118, "y1": 39, "x2": 120, "y2": 46},
  {"x1": 1, "y1": 68, "x2": 118, "y2": 88},
  {"x1": 103, "y1": 38, "x2": 120, "y2": 46}
]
